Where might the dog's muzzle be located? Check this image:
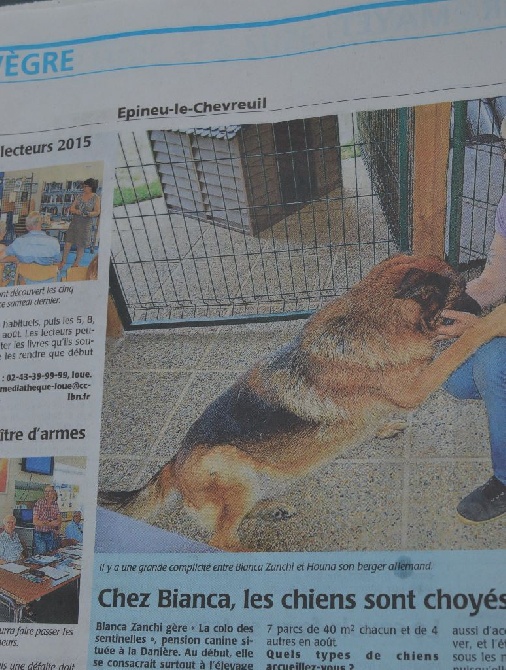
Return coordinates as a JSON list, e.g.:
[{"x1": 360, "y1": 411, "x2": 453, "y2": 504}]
[
  {"x1": 451, "y1": 292, "x2": 482, "y2": 316},
  {"x1": 443, "y1": 292, "x2": 482, "y2": 325}
]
